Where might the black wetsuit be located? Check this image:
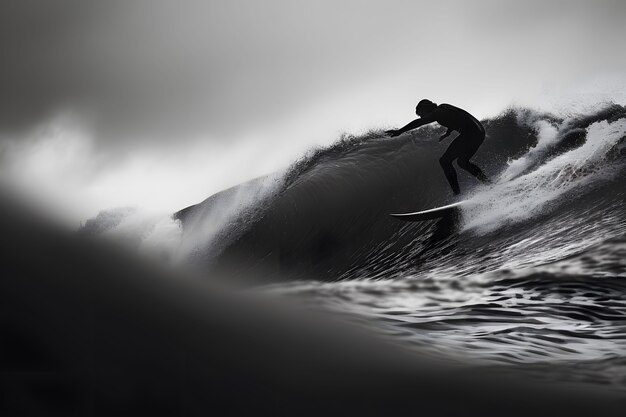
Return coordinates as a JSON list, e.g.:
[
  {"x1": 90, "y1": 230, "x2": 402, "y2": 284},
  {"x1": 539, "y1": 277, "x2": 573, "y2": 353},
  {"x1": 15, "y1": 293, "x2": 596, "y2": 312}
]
[
  {"x1": 390, "y1": 103, "x2": 489, "y2": 194},
  {"x1": 433, "y1": 104, "x2": 489, "y2": 194}
]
